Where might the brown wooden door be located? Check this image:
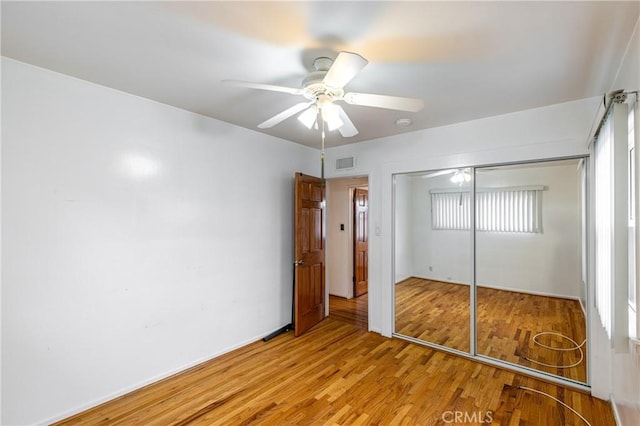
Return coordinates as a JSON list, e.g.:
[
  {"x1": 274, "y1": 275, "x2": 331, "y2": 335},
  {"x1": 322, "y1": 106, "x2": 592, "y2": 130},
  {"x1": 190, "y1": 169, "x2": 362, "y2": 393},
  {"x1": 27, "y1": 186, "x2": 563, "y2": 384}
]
[
  {"x1": 353, "y1": 188, "x2": 368, "y2": 297},
  {"x1": 294, "y1": 172, "x2": 325, "y2": 336}
]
